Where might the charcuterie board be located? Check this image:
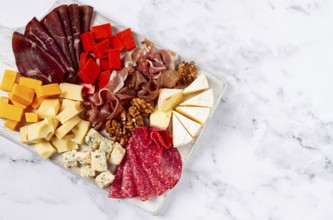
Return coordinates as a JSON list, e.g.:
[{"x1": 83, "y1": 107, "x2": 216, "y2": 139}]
[{"x1": 0, "y1": 0, "x2": 227, "y2": 215}]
